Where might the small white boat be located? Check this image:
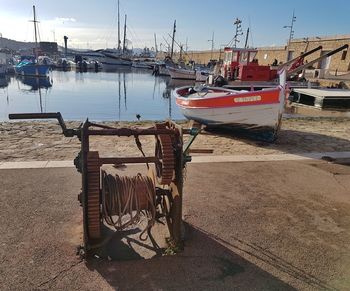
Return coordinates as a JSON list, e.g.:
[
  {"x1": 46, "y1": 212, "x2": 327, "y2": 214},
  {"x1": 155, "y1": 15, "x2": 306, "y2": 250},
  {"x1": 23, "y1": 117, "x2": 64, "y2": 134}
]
[
  {"x1": 175, "y1": 71, "x2": 286, "y2": 141},
  {"x1": 55, "y1": 58, "x2": 76, "y2": 71},
  {"x1": 168, "y1": 66, "x2": 209, "y2": 82},
  {"x1": 168, "y1": 66, "x2": 196, "y2": 80}
]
